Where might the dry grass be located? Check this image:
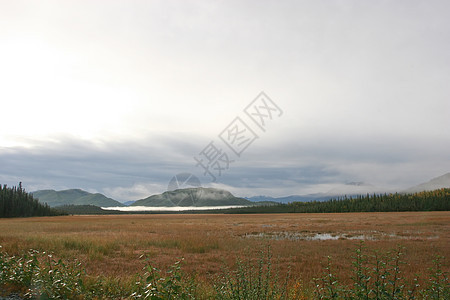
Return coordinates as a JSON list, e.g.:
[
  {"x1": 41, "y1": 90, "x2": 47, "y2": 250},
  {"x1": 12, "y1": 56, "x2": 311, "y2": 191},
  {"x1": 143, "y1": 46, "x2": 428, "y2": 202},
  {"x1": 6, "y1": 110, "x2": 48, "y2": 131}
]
[{"x1": 0, "y1": 212, "x2": 448, "y2": 287}]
